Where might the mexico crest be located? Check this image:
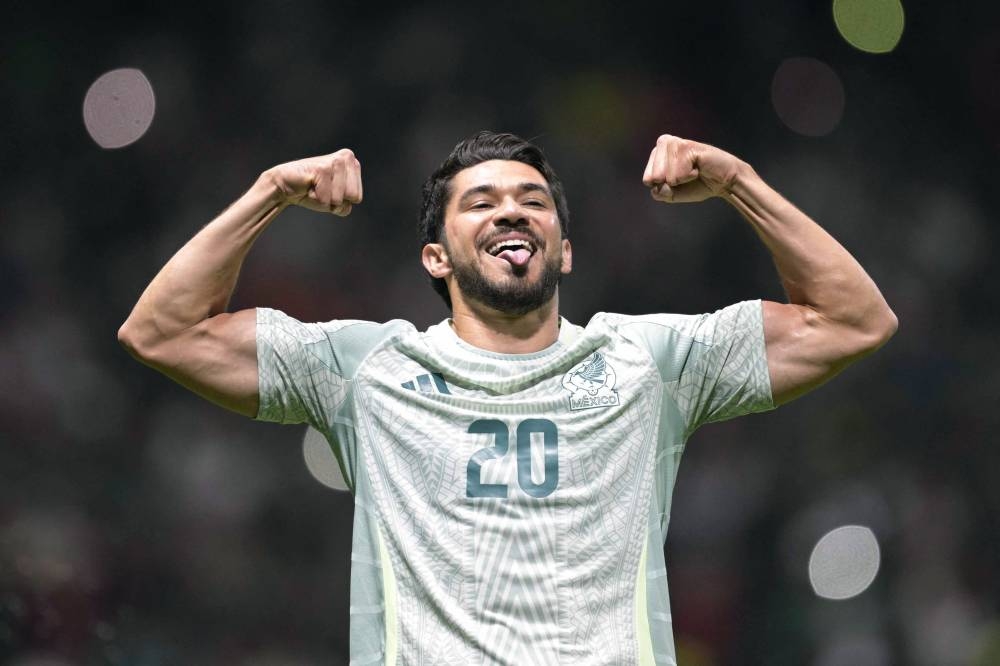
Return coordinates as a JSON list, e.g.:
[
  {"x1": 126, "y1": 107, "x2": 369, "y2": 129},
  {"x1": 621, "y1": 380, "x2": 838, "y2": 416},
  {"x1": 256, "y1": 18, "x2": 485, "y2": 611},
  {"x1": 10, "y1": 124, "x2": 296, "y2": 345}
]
[{"x1": 562, "y1": 352, "x2": 619, "y2": 411}]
